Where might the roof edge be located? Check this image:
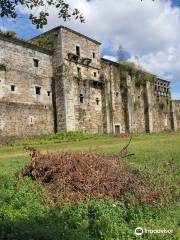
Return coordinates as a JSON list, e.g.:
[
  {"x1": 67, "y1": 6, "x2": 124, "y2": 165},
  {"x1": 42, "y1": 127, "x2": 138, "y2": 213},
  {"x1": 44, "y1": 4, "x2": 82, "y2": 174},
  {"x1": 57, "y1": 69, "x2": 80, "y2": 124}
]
[
  {"x1": 101, "y1": 57, "x2": 119, "y2": 65},
  {"x1": 31, "y1": 25, "x2": 101, "y2": 45},
  {"x1": 0, "y1": 32, "x2": 53, "y2": 55}
]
